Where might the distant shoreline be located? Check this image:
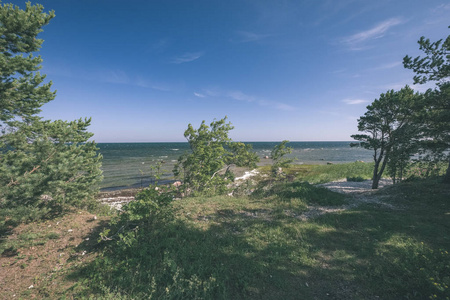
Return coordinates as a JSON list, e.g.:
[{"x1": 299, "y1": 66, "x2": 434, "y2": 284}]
[{"x1": 97, "y1": 142, "x2": 371, "y2": 190}]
